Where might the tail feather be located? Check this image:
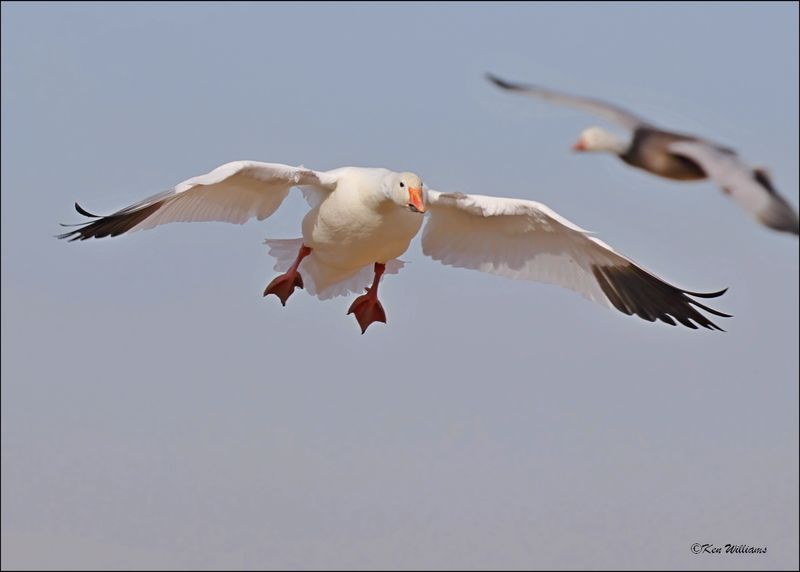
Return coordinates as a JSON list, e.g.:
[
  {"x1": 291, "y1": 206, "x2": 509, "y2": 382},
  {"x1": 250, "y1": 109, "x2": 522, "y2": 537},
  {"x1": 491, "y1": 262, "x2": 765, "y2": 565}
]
[{"x1": 263, "y1": 238, "x2": 405, "y2": 300}]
